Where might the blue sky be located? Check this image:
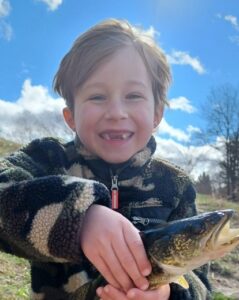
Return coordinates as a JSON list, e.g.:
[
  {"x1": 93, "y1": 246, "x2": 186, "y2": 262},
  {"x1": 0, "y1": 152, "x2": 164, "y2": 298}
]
[{"x1": 0, "y1": 0, "x2": 238, "y2": 177}]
